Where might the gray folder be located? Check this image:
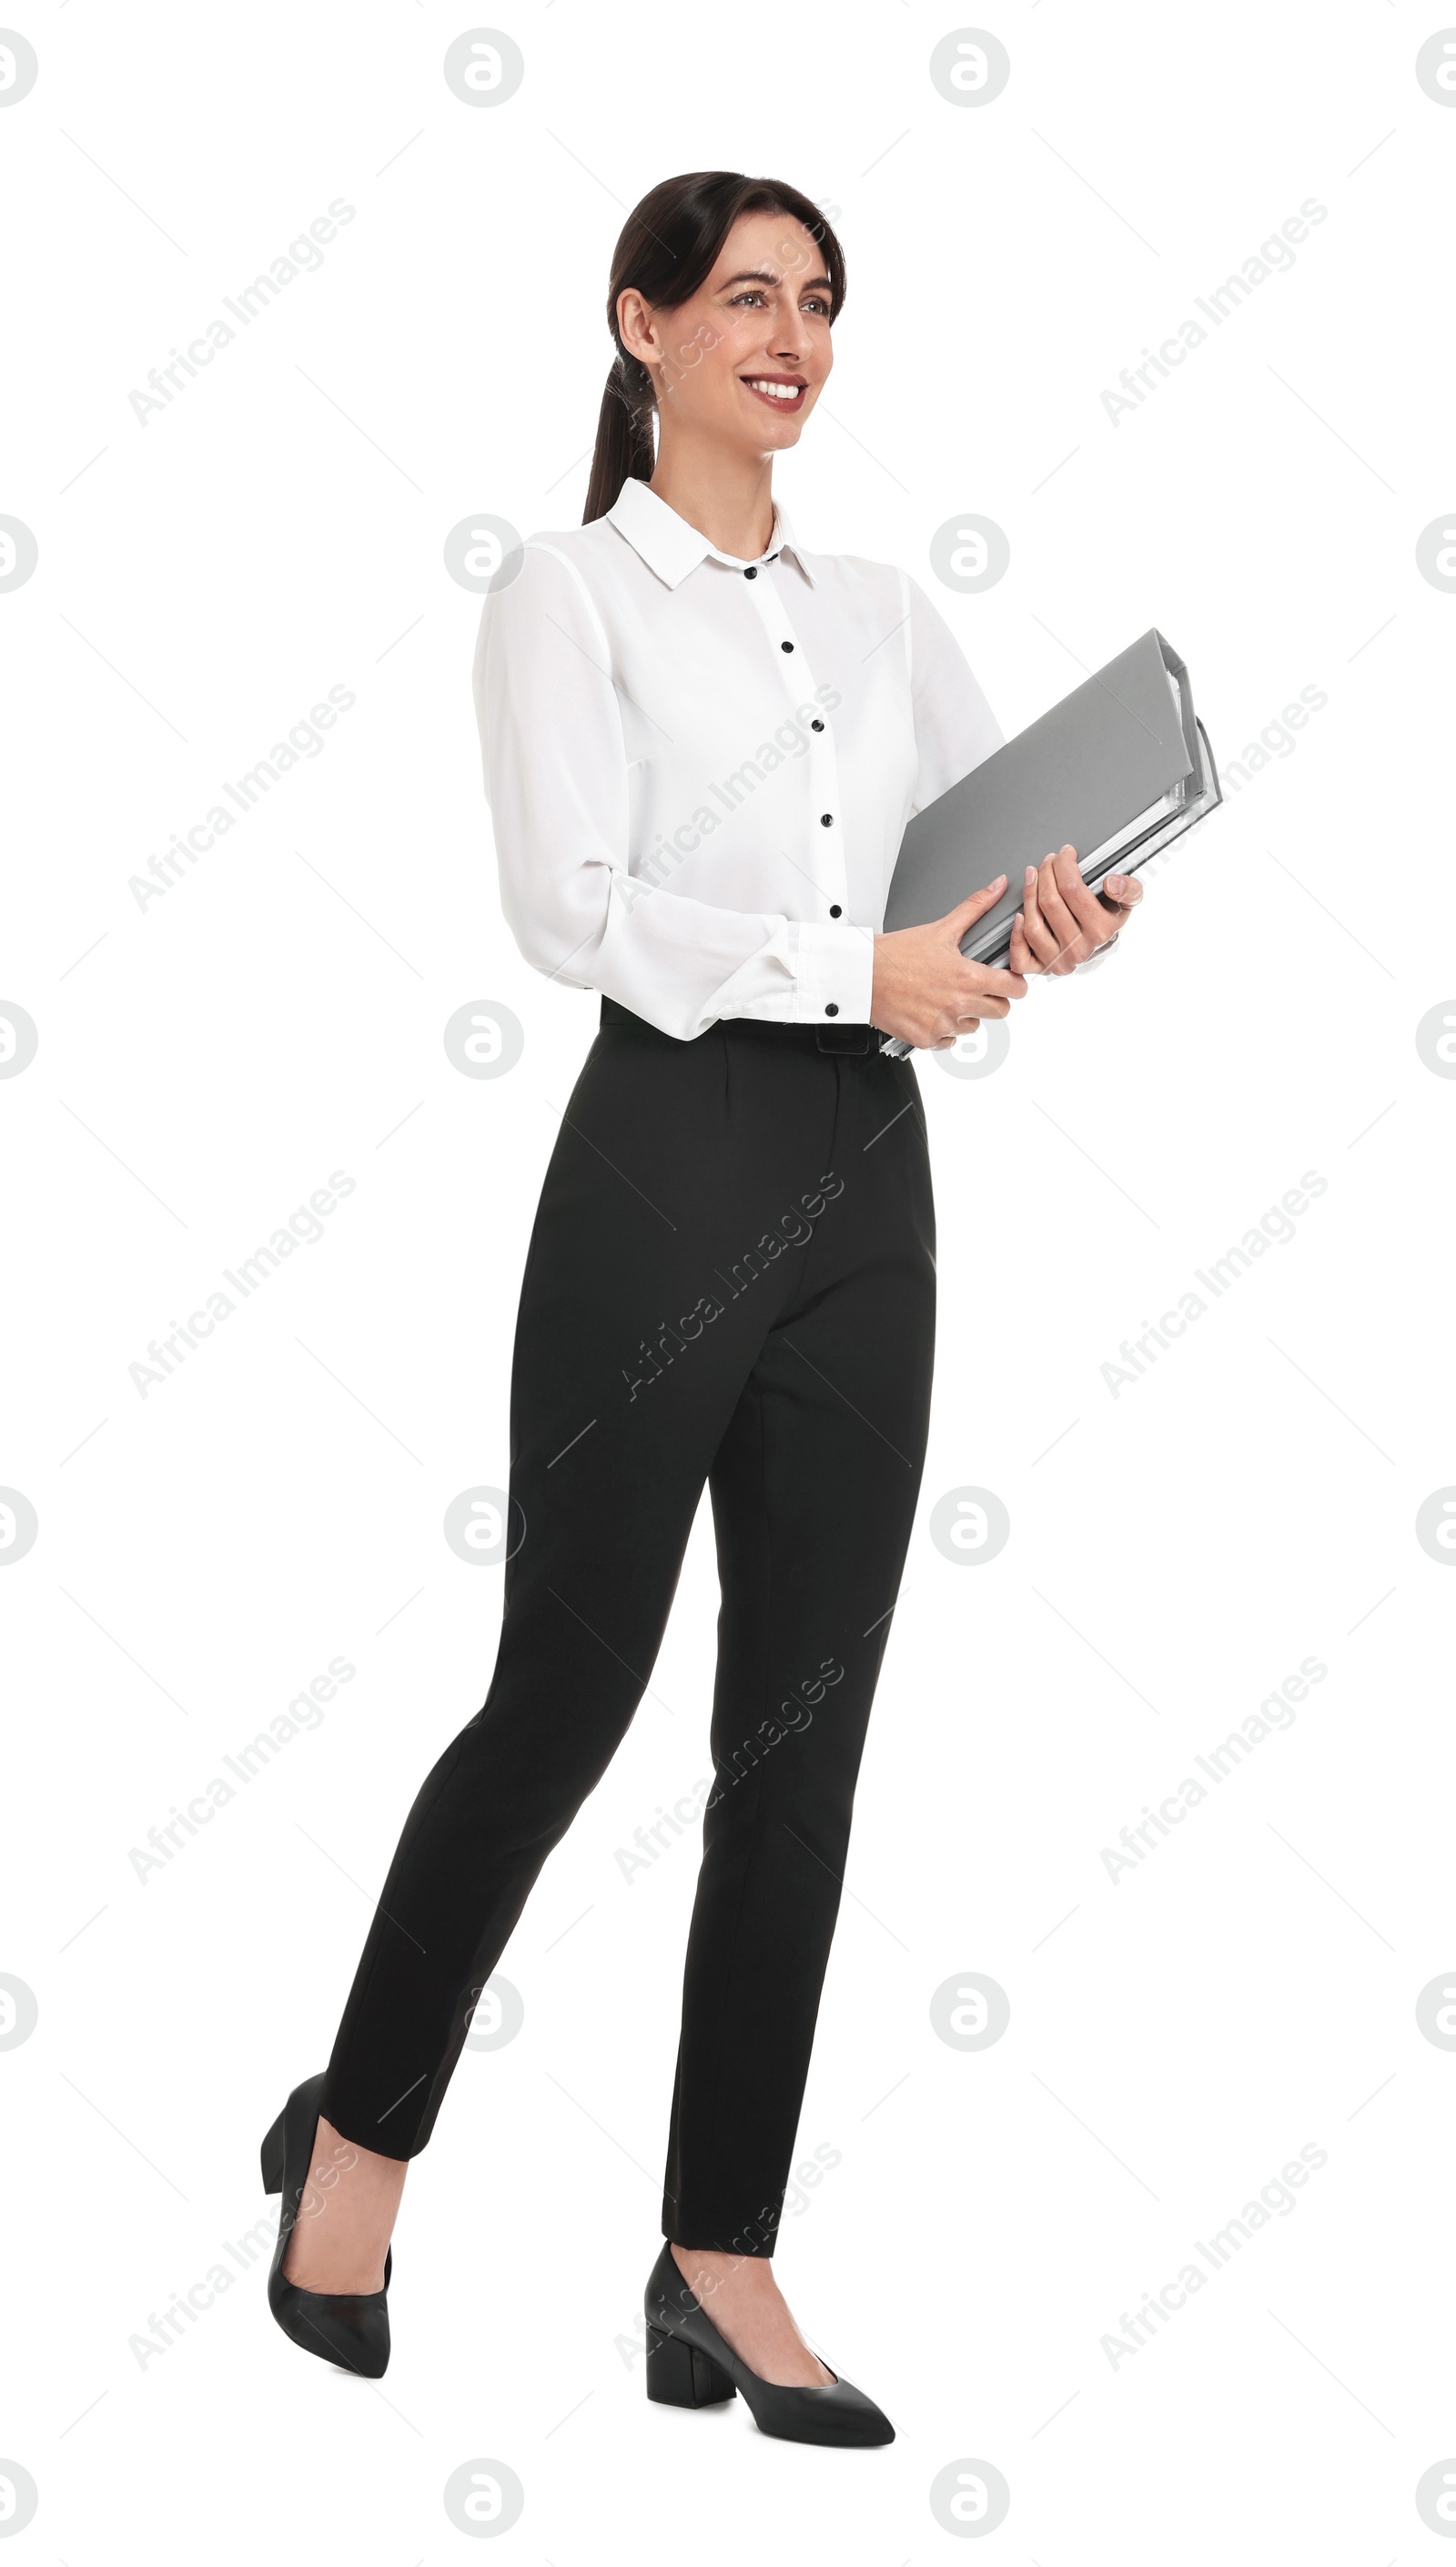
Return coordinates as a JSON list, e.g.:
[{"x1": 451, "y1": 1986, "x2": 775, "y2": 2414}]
[{"x1": 877, "y1": 628, "x2": 1221, "y2": 1047}]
